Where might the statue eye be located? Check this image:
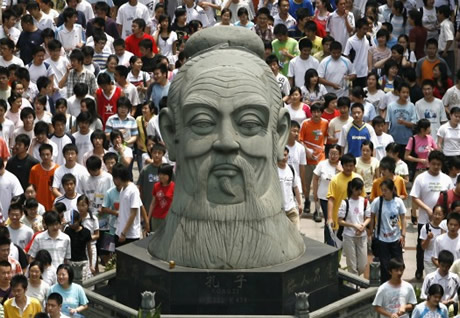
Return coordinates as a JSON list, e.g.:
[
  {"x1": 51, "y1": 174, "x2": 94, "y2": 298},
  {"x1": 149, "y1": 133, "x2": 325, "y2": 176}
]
[
  {"x1": 238, "y1": 114, "x2": 264, "y2": 136},
  {"x1": 189, "y1": 114, "x2": 215, "y2": 135}
]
